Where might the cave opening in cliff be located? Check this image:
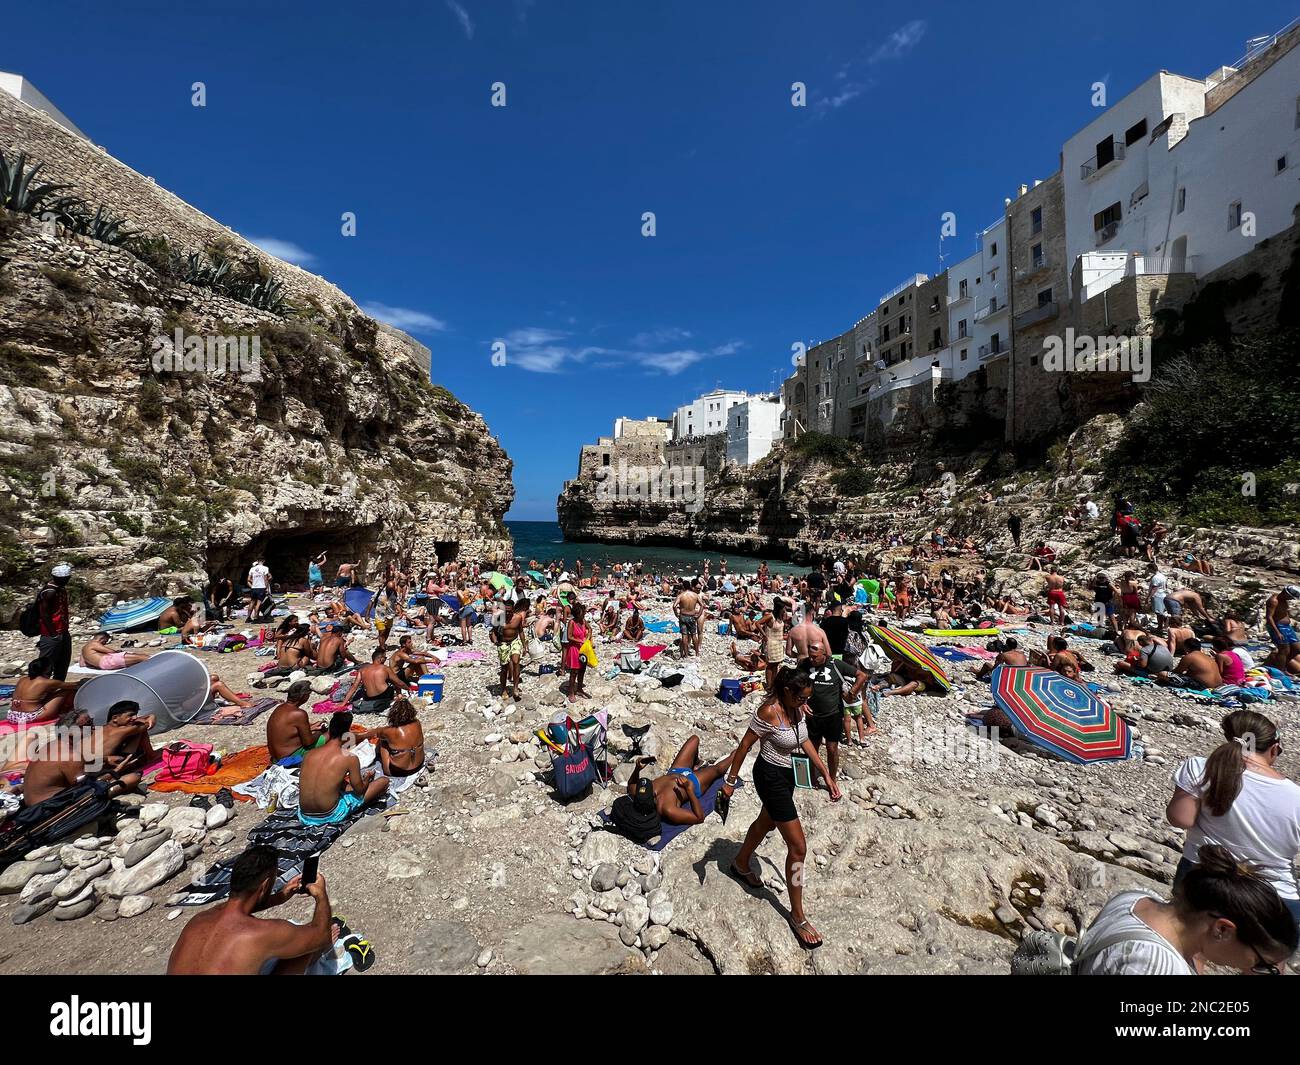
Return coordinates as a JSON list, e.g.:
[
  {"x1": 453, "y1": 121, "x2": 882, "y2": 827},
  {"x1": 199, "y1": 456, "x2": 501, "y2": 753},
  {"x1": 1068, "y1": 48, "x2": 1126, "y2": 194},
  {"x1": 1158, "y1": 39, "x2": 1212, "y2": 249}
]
[
  {"x1": 209, "y1": 525, "x2": 384, "y2": 592},
  {"x1": 434, "y1": 540, "x2": 459, "y2": 563}
]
